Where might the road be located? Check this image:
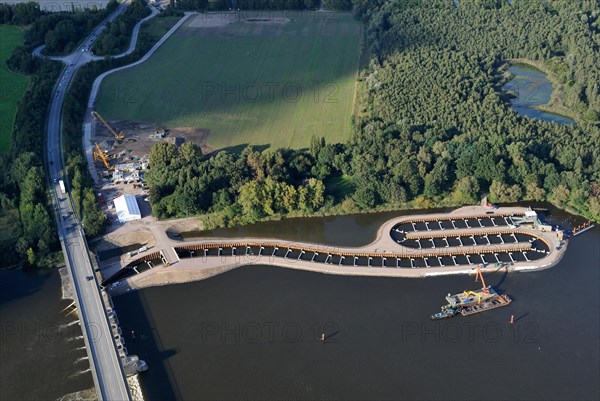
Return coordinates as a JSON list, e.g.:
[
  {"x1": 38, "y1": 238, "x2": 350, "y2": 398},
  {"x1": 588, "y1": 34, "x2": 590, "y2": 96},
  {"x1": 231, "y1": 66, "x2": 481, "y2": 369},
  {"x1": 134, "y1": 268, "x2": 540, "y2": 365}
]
[
  {"x1": 45, "y1": 3, "x2": 132, "y2": 401},
  {"x1": 85, "y1": 11, "x2": 193, "y2": 181}
]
